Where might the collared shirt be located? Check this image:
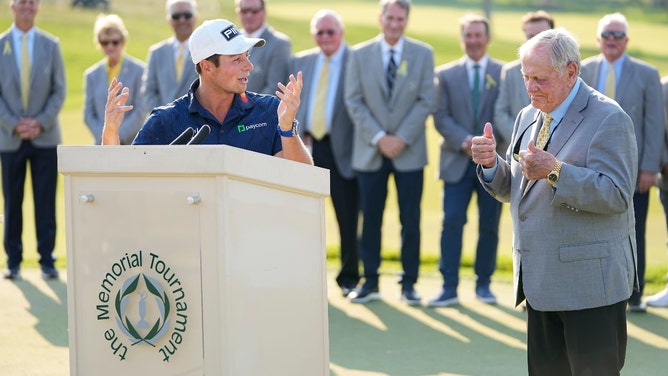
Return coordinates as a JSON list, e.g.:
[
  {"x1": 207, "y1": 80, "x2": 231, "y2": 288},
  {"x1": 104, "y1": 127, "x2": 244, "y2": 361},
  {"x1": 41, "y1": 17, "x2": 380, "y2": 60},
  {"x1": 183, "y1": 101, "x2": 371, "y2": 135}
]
[
  {"x1": 482, "y1": 78, "x2": 583, "y2": 181},
  {"x1": 134, "y1": 79, "x2": 282, "y2": 155},
  {"x1": 372, "y1": 36, "x2": 406, "y2": 145},
  {"x1": 11, "y1": 24, "x2": 34, "y2": 71},
  {"x1": 596, "y1": 53, "x2": 626, "y2": 95},
  {"x1": 307, "y1": 43, "x2": 346, "y2": 134},
  {"x1": 380, "y1": 36, "x2": 404, "y2": 71},
  {"x1": 465, "y1": 54, "x2": 489, "y2": 92},
  {"x1": 173, "y1": 38, "x2": 189, "y2": 62}
]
